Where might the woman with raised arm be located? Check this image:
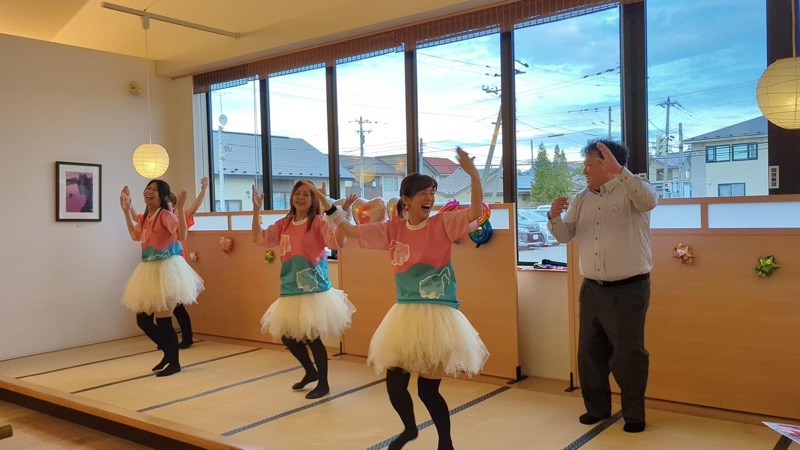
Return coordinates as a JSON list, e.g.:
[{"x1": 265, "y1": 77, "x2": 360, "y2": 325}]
[
  {"x1": 119, "y1": 180, "x2": 204, "y2": 377},
  {"x1": 336, "y1": 147, "x2": 489, "y2": 450},
  {"x1": 129, "y1": 177, "x2": 209, "y2": 349},
  {"x1": 251, "y1": 180, "x2": 355, "y2": 399}
]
